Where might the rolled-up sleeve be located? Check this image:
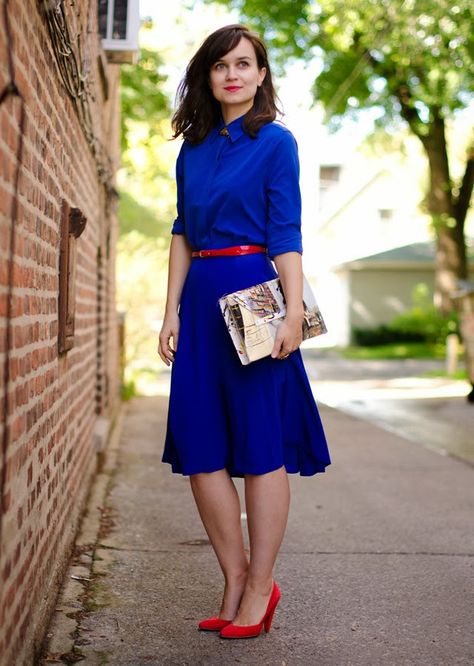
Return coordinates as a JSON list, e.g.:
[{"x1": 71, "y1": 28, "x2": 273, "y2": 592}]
[
  {"x1": 171, "y1": 143, "x2": 185, "y2": 235},
  {"x1": 265, "y1": 131, "x2": 303, "y2": 260}
]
